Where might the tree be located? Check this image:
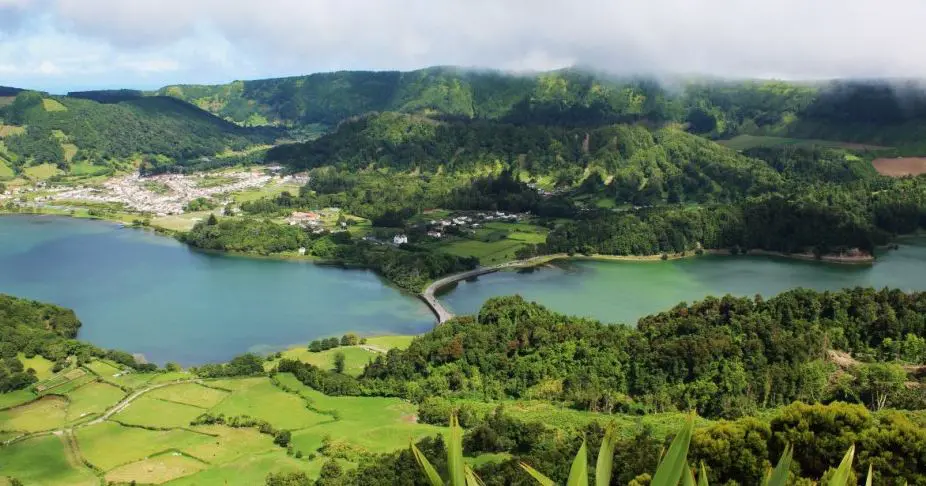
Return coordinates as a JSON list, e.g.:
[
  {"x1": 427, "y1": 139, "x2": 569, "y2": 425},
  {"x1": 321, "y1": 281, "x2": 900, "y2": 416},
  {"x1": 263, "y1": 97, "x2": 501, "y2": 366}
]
[
  {"x1": 274, "y1": 430, "x2": 292, "y2": 447},
  {"x1": 206, "y1": 213, "x2": 218, "y2": 226},
  {"x1": 333, "y1": 351, "x2": 346, "y2": 374},
  {"x1": 854, "y1": 363, "x2": 907, "y2": 411},
  {"x1": 165, "y1": 362, "x2": 182, "y2": 372}
]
